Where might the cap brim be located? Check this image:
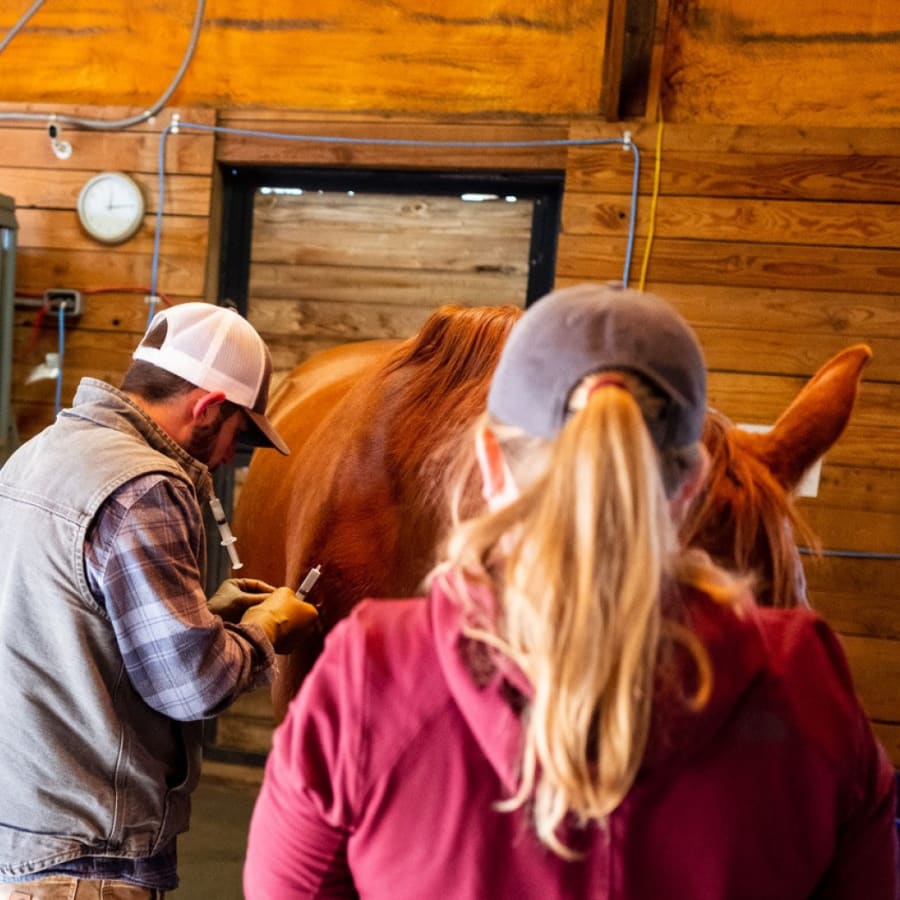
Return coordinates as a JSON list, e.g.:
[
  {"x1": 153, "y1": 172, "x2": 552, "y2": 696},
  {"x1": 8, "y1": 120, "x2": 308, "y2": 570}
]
[{"x1": 243, "y1": 410, "x2": 290, "y2": 455}]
